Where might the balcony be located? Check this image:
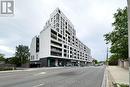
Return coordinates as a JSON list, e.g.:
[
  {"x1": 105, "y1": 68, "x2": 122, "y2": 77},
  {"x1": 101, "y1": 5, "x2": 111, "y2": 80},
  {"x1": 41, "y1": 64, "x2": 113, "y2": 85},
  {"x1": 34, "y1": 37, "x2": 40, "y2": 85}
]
[
  {"x1": 50, "y1": 46, "x2": 62, "y2": 57},
  {"x1": 51, "y1": 51, "x2": 62, "y2": 57},
  {"x1": 51, "y1": 33, "x2": 57, "y2": 40}
]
